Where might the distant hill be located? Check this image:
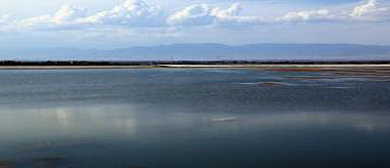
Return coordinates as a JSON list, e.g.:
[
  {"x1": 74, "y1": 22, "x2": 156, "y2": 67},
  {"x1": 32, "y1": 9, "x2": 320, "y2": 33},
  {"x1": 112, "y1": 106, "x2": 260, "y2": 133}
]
[{"x1": 1, "y1": 43, "x2": 390, "y2": 60}]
